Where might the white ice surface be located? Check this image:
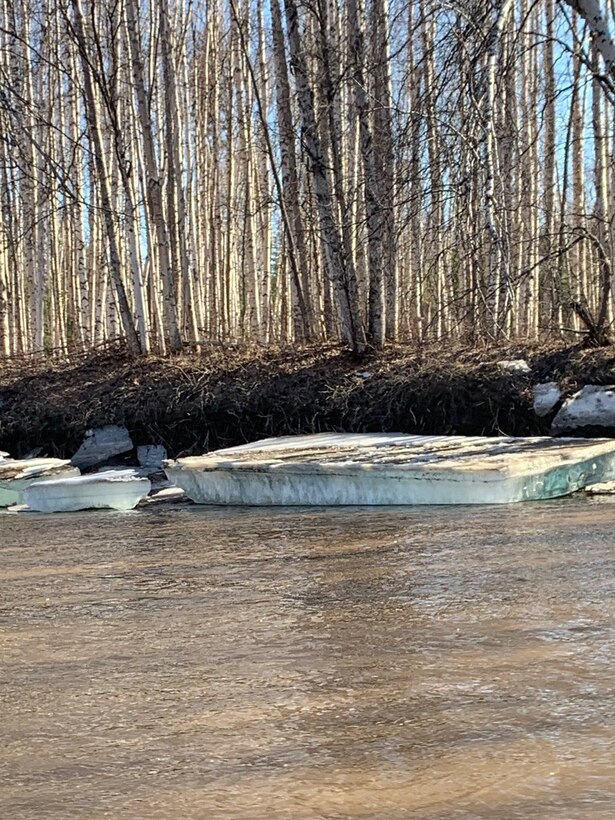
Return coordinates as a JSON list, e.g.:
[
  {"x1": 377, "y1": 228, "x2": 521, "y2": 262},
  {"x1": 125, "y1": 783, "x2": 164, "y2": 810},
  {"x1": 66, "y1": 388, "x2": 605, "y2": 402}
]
[
  {"x1": 0, "y1": 458, "x2": 80, "y2": 506},
  {"x1": 23, "y1": 470, "x2": 151, "y2": 512},
  {"x1": 165, "y1": 433, "x2": 615, "y2": 506},
  {"x1": 552, "y1": 385, "x2": 615, "y2": 433},
  {"x1": 216, "y1": 432, "x2": 435, "y2": 454}
]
